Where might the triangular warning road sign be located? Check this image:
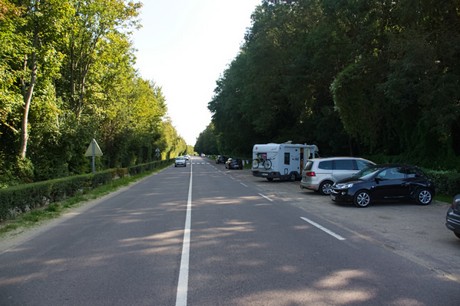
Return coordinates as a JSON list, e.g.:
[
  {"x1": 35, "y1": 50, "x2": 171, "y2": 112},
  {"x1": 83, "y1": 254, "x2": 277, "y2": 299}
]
[{"x1": 85, "y1": 139, "x2": 103, "y2": 157}]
